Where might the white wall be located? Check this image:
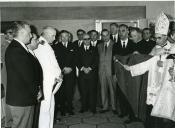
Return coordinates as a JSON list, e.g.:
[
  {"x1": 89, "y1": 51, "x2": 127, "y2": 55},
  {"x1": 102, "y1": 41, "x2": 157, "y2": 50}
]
[{"x1": 28, "y1": 20, "x2": 95, "y2": 41}]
